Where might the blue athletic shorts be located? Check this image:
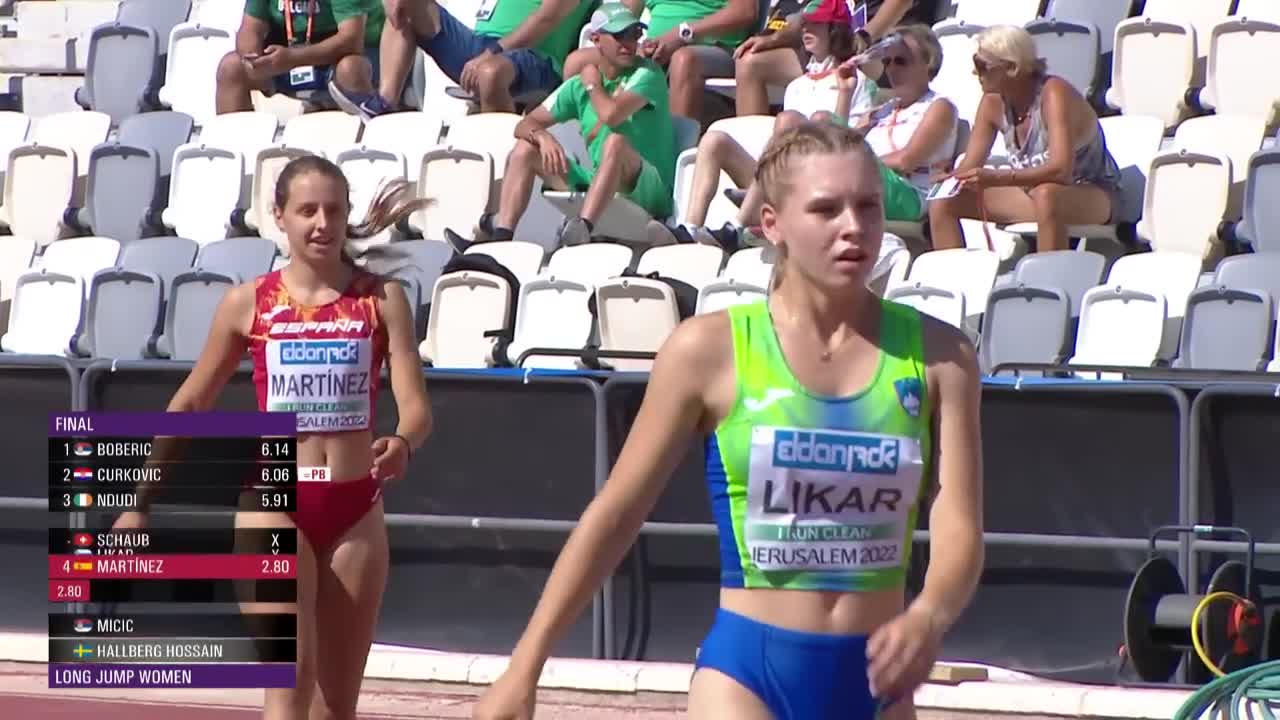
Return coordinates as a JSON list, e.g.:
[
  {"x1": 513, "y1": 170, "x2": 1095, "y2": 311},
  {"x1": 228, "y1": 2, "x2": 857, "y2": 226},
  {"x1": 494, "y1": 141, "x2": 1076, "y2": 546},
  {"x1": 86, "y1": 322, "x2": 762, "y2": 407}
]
[
  {"x1": 270, "y1": 47, "x2": 382, "y2": 95},
  {"x1": 695, "y1": 608, "x2": 893, "y2": 719},
  {"x1": 420, "y1": 4, "x2": 561, "y2": 98}
]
